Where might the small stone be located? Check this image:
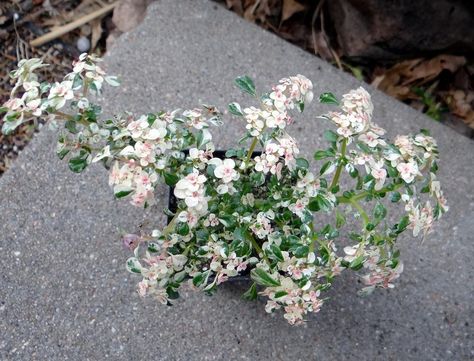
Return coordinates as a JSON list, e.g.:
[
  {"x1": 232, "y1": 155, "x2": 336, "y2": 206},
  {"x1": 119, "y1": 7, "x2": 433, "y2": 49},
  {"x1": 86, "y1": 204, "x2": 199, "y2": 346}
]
[{"x1": 77, "y1": 36, "x2": 91, "y2": 52}]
